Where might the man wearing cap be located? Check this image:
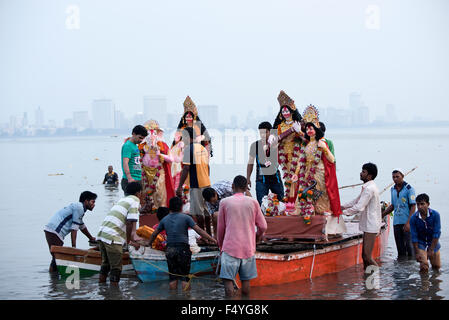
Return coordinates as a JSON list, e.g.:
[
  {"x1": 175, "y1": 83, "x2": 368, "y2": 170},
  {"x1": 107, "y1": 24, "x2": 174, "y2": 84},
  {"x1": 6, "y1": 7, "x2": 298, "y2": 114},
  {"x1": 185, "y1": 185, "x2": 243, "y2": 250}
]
[{"x1": 382, "y1": 168, "x2": 416, "y2": 258}]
